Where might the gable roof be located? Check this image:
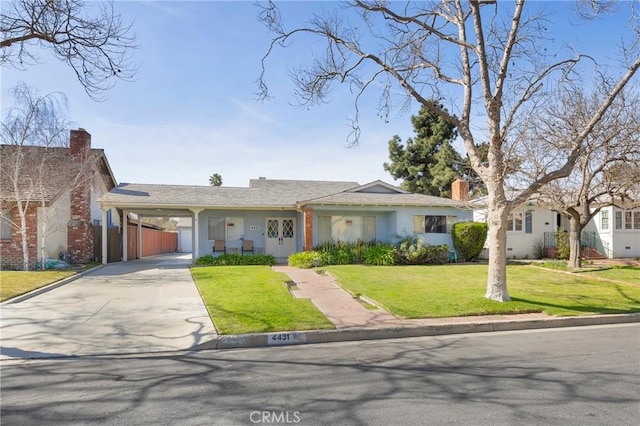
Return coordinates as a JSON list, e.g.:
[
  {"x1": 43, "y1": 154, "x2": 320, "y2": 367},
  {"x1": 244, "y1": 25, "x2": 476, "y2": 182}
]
[
  {"x1": 344, "y1": 180, "x2": 410, "y2": 194},
  {"x1": 0, "y1": 144, "x2": 116, "y2": 203}
]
